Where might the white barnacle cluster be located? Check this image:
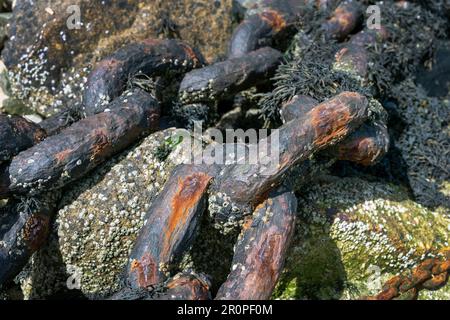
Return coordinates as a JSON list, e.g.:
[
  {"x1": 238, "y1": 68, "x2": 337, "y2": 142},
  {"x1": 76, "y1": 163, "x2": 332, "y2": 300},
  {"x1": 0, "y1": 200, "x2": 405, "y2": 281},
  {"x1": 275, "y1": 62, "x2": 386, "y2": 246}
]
[
  {"x1": 161, "y1": 55, "x2": 198, "y2": 74},
  {"x1": 8, "y1": 30, "x2": 90, "y2": 117},
  {"x1": 208, "y1": 191, "x2": 244, "y2": 234},
  {"x1": 10, "y1": 169, "x2": 54, "y2": 196},
  {"x1": 179, "y1": 78, "x2": 215, "y2": 104}
]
